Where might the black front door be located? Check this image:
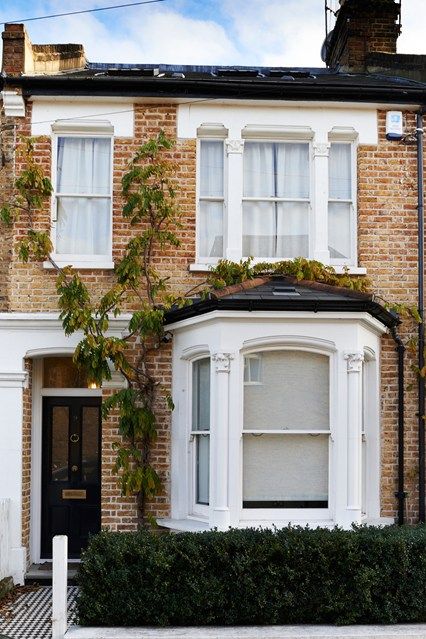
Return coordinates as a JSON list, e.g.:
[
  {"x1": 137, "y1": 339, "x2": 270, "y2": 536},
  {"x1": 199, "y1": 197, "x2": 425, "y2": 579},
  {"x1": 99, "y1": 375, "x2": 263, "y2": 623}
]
[{"x1": 41, "y1": 396, "x2": 101, "y2": 558}]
